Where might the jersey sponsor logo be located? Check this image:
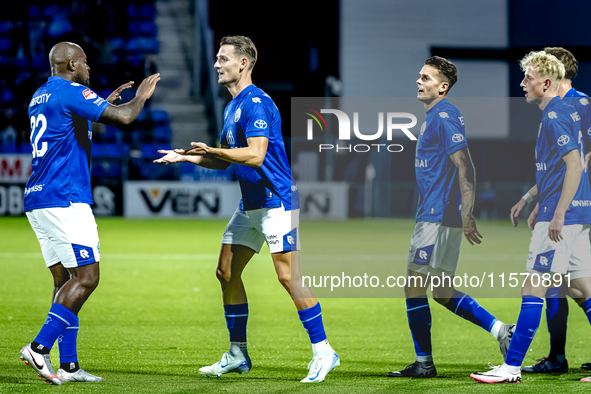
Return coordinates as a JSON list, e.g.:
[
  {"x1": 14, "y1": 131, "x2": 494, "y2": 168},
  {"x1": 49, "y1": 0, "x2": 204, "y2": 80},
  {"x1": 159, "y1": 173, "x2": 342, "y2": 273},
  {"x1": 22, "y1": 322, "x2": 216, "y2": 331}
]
[
  {"x1": 570, "y1": 112, "x2": 581, "y2": 122},
  {"x1": 548, "y1": 111, "x2": 557, "y2": 119},
  {"x1": 536, "y1": 162, "x2": 546, "y2": 171},
  {"x1": 254, "y1": 119, "x2": 267, "y2": 129},
  {"x1": 29, "y1": 93, "x2": 52, "y2": 107},
  {"x1": 452, "y1": 133, "x2": 464, "y2": 143},
  {"x1": 24, "y1": 184, "x2": 44, "y2": 195},
  {"x1": 538, "y1": 123, "x2": 543, "y2": 138},
  {"x1": 557, "y1": 135, "x2": 570, "y2": 146},
  {"x1": 439, "y1": 112, "x2": 449, "y2": 119},
  {"x1": 252, "y1": 97, "x2": 261, "y2": 103},
  {"x1": 415, "y1": 159, "x2": 428, "y2": 168},
  {"x1": 235, "y1": 108, "x2": 241, "y2": 122},
  {"x1": 580, "y1": 98, "x2": 589, "y2": 106},
  {"x1": 459, "y1": 116, "x2": 465, "y2": 125},
  {"x1": 571, "y1": 200, "x2": 591, "y2": 207},
  {"x1": 588, "y1": 127, "x2": 591, "y2": 137},
  {"x1": 82, "y1": 89, "x2": 97, "y2": 100},
  {"x1": 266, "y1": 234, "x2": 280, "y2": 245}
]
